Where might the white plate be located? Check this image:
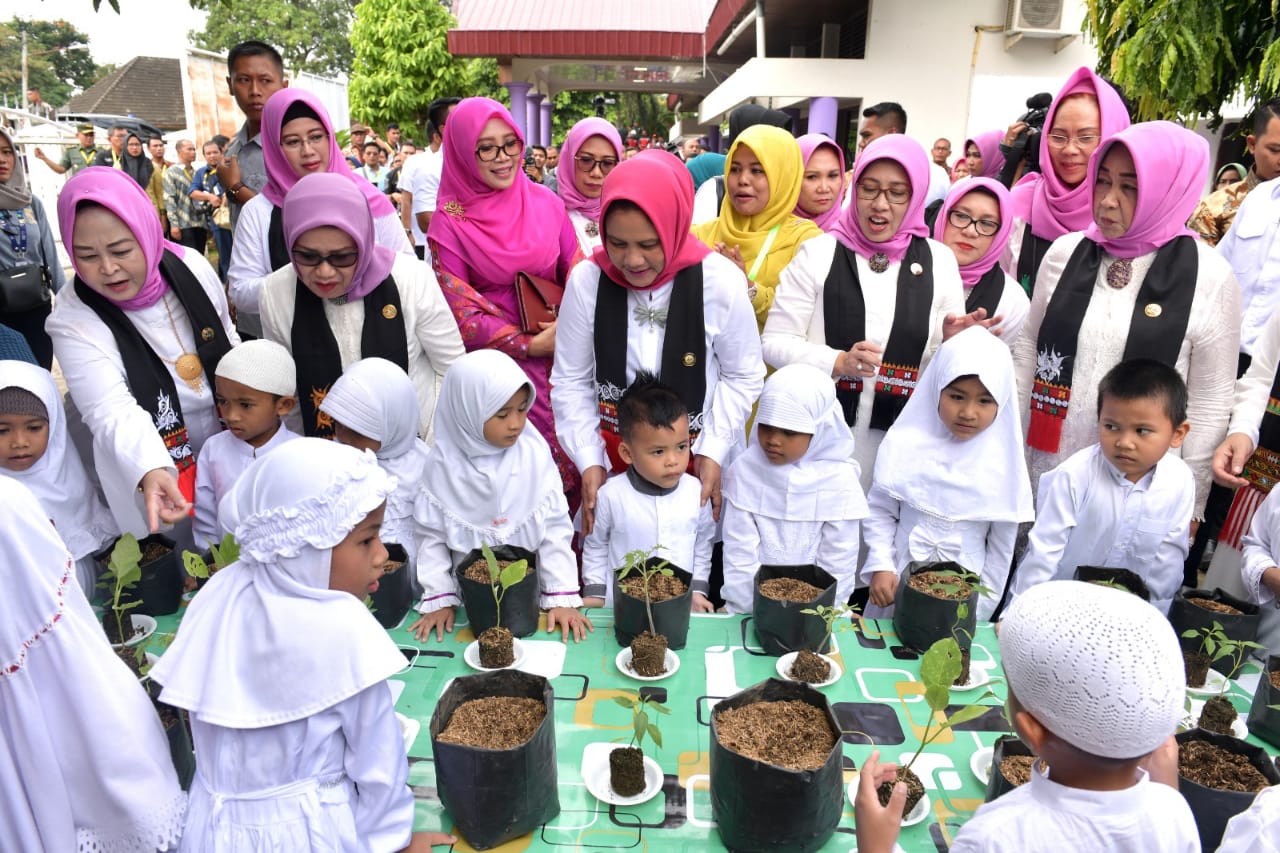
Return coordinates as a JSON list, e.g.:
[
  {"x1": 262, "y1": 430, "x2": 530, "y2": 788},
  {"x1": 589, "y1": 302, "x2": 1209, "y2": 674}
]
[
  {"x1": 970, "y1": 746, "x2": 994, "y2": 785},
  {"x1": 109, "y1": 614, "x2": 157, "y2": 649},
  {"x1": 1179, "y1": 698, "x2": 1249, "y2": 739},
  {"x1": 583, "y1": 745, "x2": 664, "y2": 805},
  {"x1": 776, "y1": 651, "x2": 842, "y2": 688},
  {"x1": 616, "y1": 647, "x2": 680, "y2": 681},
  {"x1": 953, "y1": 668, "x2": 992, "y2": 692},
  {"x1": 396, "y1": 713, "x2": 420, "y2": 754},
  {"x1": 462, "y1": 637, "x2": 526, "y2": 671},
  {"x1": 846, "y1": 780, "x2": 930, "y2": 826},
  {"x1": 1186, "y1": 668, "x2": 1230, "y2": 696}
]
